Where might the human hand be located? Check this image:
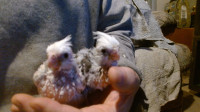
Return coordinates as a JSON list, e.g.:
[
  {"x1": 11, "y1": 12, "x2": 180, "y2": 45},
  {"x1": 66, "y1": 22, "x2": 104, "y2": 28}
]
[{"x1": 11, "y1": 66, "x2": 140, "y2": 112}]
